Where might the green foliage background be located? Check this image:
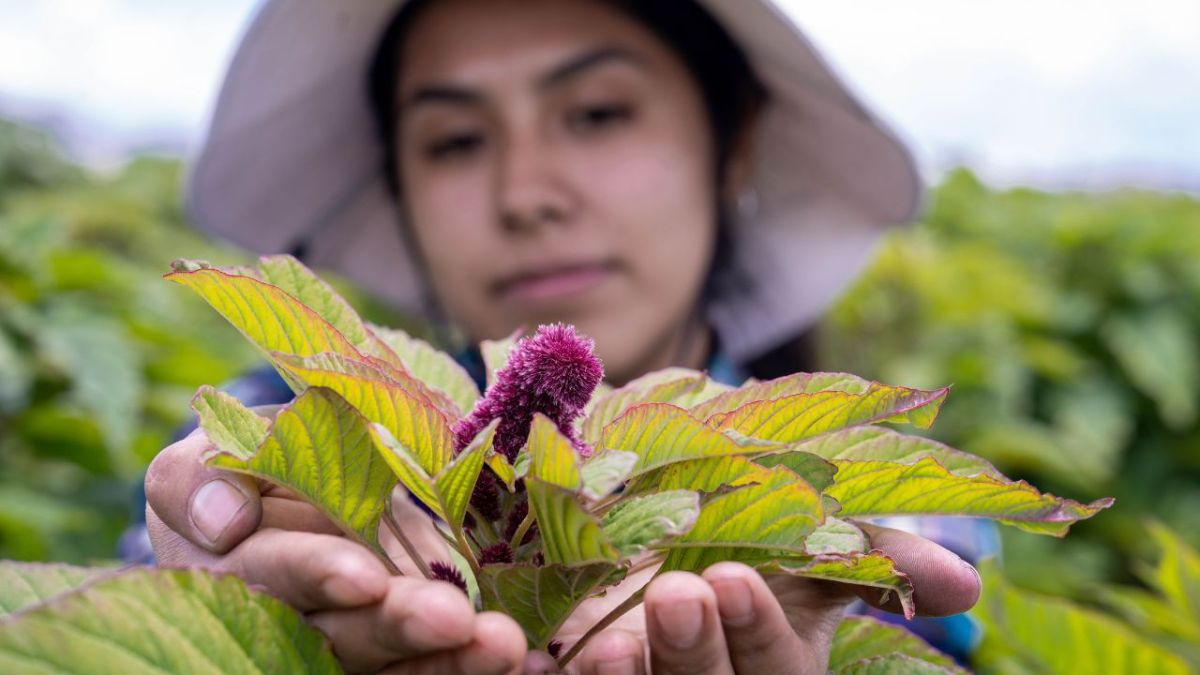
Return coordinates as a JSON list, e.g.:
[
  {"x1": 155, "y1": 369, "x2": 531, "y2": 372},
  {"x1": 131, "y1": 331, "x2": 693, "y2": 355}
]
[{"x1": 1, "y1": 117, "x2": 1197, "y2": 671}]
